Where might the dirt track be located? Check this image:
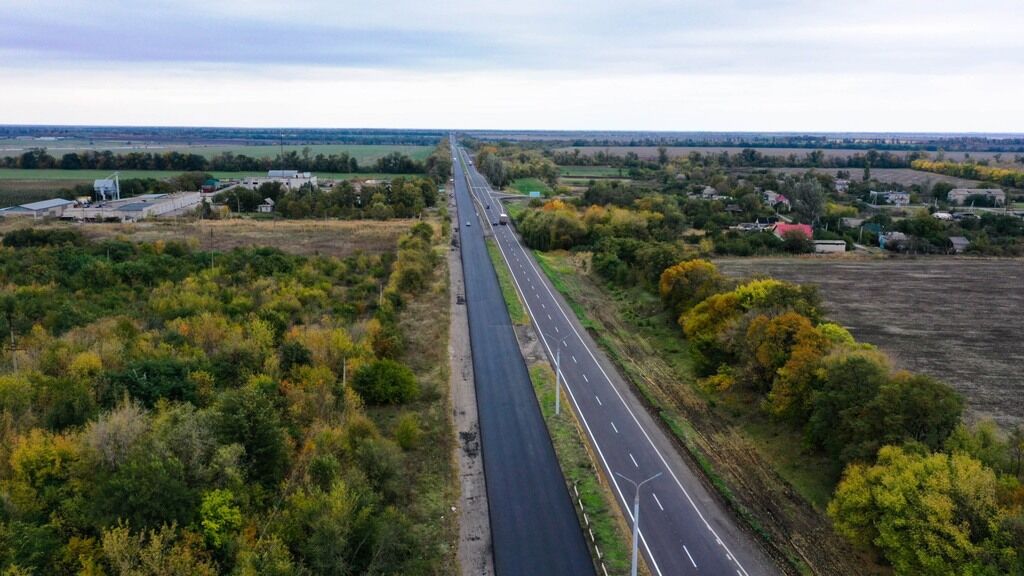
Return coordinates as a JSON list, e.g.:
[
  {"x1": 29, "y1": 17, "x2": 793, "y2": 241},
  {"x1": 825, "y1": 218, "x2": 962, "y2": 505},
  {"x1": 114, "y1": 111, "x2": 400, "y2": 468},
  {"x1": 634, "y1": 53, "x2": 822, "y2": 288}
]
[{"x1": 717, "y1": 257, "x2": 1024, "y2": 428}]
